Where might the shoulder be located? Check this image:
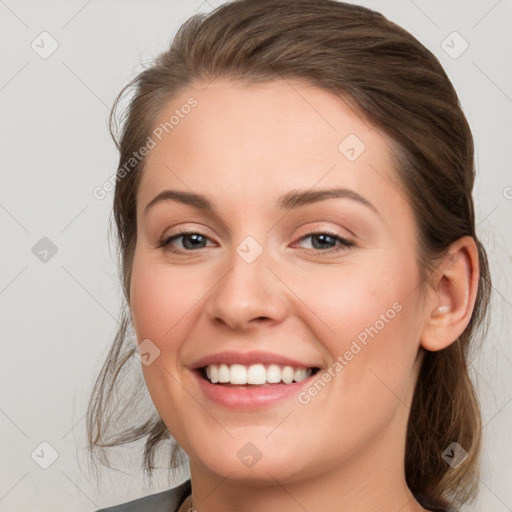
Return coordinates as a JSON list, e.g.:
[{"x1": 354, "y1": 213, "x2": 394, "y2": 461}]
[{"x1": 94, "y1": 479, "x2": 191, "y2": 512}]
